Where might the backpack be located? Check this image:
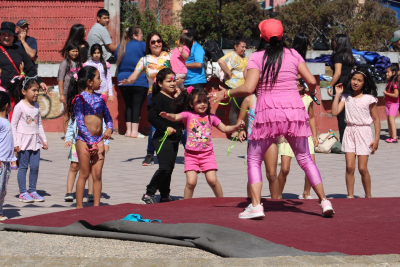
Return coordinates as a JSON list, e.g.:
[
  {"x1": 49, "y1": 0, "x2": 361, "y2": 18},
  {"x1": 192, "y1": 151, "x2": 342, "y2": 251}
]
[{"x1": 203, "y1": 40, "x2": 224, "y2": 62}]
